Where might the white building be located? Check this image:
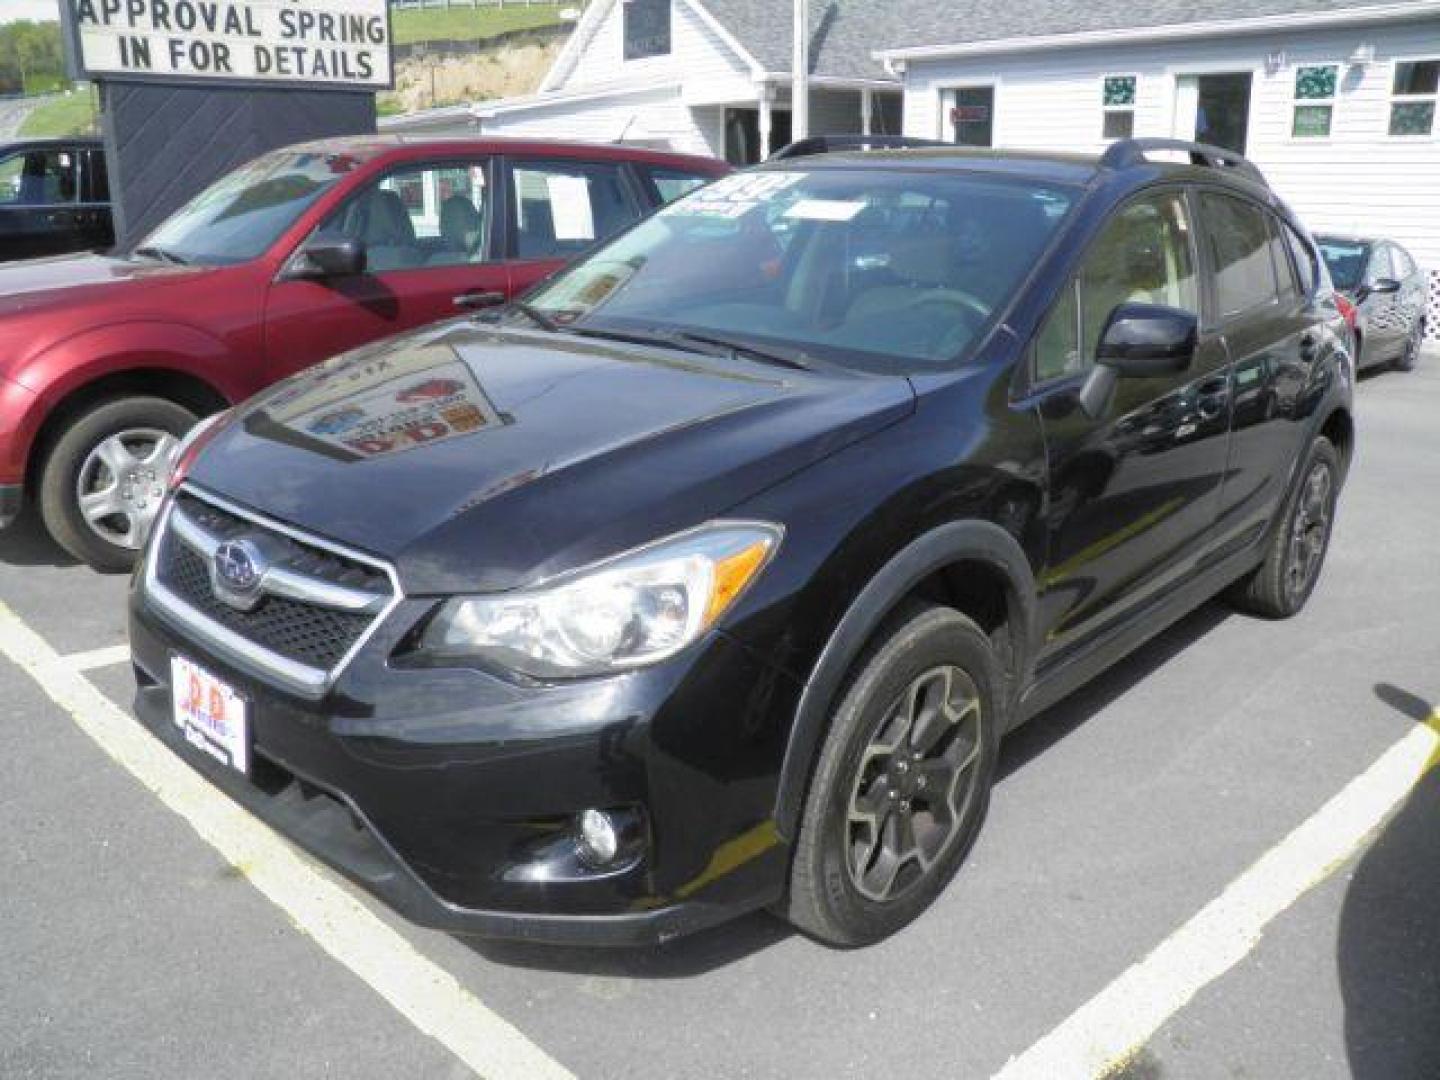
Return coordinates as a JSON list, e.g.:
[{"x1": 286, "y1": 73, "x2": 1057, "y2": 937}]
[
  {"x1": 466, "y1": 0, "x2": 903, "y2": 162},
  {"x1": 384, "y1": 0, "x2": 1440, "y2": 328},
  {"x1": 880, "y1": 0, "x2": 1440, "y2": 274}
]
